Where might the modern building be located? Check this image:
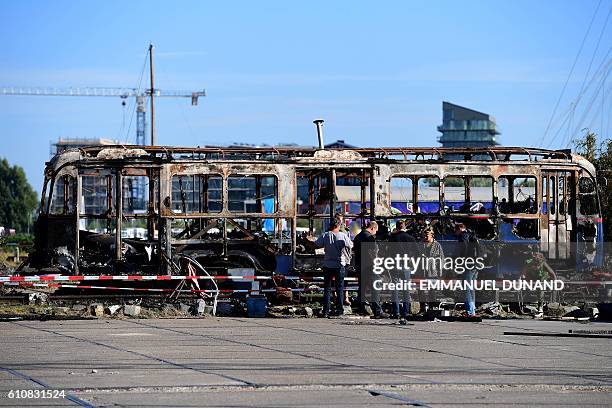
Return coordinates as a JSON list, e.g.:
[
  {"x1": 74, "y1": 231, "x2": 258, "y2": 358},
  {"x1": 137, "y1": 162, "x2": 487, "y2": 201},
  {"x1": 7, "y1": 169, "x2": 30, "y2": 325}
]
[
  {"x1": 437, "y1": 102, "x2": 500, "y2": 149},
  {"x1": 325, "y1": 139, "x2": 356, "y2": 149}
]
